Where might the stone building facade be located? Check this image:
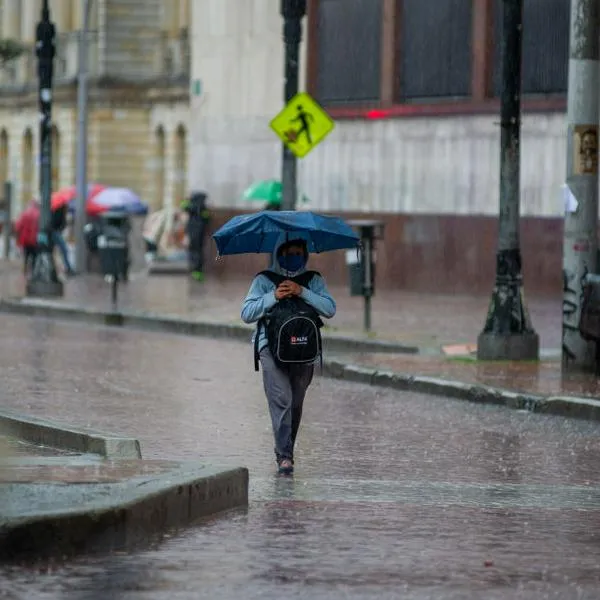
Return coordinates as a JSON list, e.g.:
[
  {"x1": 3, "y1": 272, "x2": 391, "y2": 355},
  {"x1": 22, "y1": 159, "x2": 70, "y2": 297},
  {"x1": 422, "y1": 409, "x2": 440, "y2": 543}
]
[{"x1": 0, "y1": 0, "x2": 190, "y2": 217}]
